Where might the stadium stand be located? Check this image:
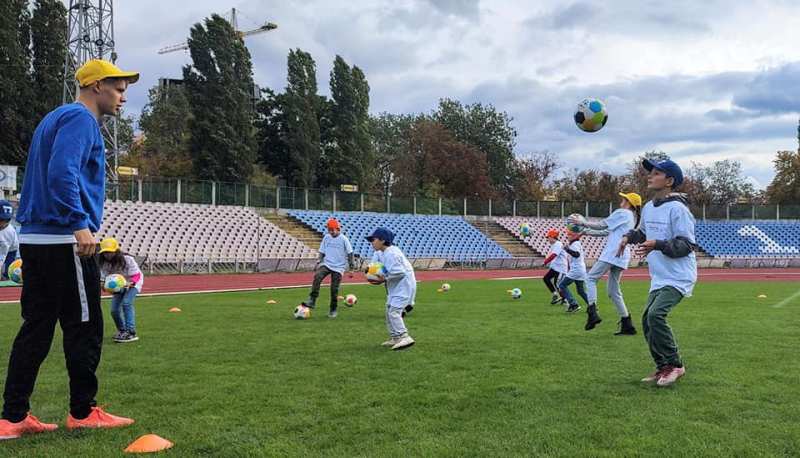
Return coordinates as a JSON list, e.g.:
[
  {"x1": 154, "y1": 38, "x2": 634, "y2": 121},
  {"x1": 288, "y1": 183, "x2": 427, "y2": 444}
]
[
  {"x1": 98, "y1": 201, "x2": 316, "y2": 262},
  {"x1": 287, "y1": 210, "x2": 512, "y2": 262}
]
